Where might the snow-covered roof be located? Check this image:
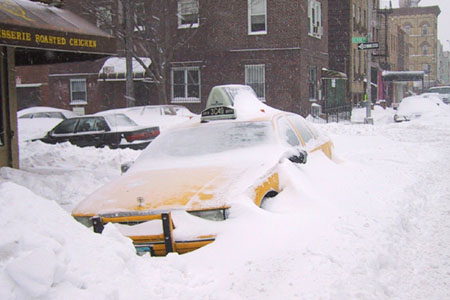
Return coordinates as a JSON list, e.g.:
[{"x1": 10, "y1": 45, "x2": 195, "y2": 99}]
[{"x1": 98, "y1": 57, "x2": 152, "y2": 81}]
